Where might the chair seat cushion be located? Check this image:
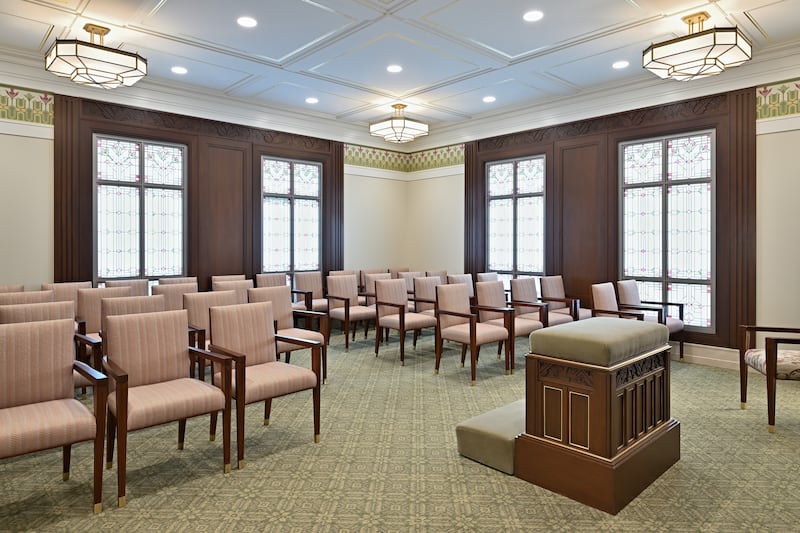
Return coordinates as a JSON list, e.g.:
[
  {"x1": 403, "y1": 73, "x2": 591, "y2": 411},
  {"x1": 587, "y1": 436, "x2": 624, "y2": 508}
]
[
  {"x1": 485, "y1": 317, "x2": 543, "y2": 336},
  {"x1": 0, "y1": 399, "x2": 95, "y2": 458},
  {"x1": 553, "y1": 307, "x2": 593, "y2": 320},
  {"x1": 644, "y1": 315, "x2": 684, "y2": 334},
  {"x1": 744, "y1": 349, "x2": 800, "y2": 380},
  {"x1": 379, "y1": 312, "x2": 436, "y2": 331},
  {"x1": 219, "y1": 361, "x2": 317, "y2": 404},
  {"x1": 546, "y1": 312, "x2": 573, "y2": 326},
  {"x1": 108, "y1": 378, "x2": 226, "y2": 431},
  {"x1": 329, "y1": 305, "x2": 375, "y2": 322},
  {"x1": 276, "y1": 328, "x2": 324, "y2": 354},
  {"x1": 441, "y1": 323, "x2": 508, "y2": 345},
  {"x1": 310, "y1": 299, "x2": 328, "y2": 312}
]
